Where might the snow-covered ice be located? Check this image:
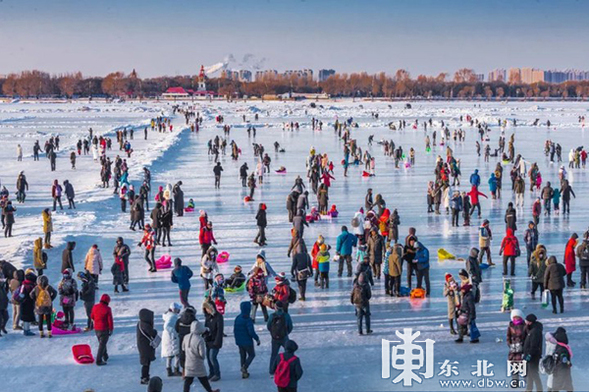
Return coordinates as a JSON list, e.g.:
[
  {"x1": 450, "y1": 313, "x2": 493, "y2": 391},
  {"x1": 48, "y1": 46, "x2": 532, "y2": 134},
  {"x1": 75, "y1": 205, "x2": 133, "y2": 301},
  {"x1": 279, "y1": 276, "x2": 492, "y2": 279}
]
[{"x1": 1, "y1": 99, "x2": 589, "y2": 391}]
